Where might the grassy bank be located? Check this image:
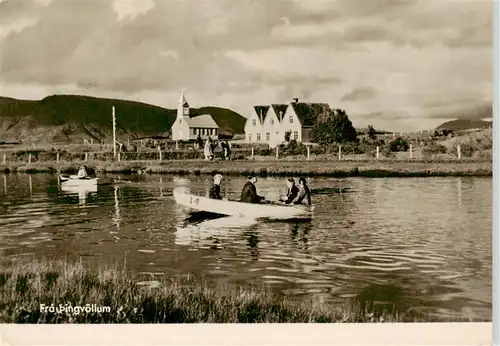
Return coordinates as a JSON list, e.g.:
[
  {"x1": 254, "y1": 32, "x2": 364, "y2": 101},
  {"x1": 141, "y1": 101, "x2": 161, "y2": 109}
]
[
  {"x1": 0, "y1": 260, "x2": 424, "y2": 323},
  {"x1": 0, "y1": 159, "x2": 492, "y2": 177}
]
